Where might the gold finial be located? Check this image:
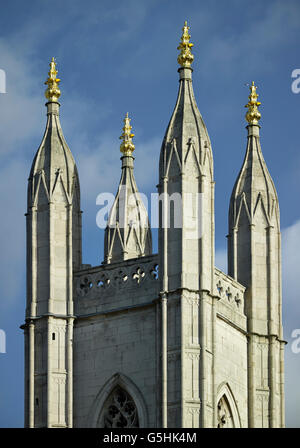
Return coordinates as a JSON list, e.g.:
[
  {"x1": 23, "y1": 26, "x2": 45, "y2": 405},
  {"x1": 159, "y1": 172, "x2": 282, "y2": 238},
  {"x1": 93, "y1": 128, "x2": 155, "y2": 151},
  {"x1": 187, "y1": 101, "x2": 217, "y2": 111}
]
[
  {"x1": 245, "y1": 81, "x2": 261, "y2": 125},
  {"x1": 45, "y1": 57, "x2": 61, "y2": 102},
  {"x1": 177, "y1": 21, "x2": 194, "y2": 68},
  {"x1": 119, "y1": 113, "x2": 135, "y2": 156}
]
